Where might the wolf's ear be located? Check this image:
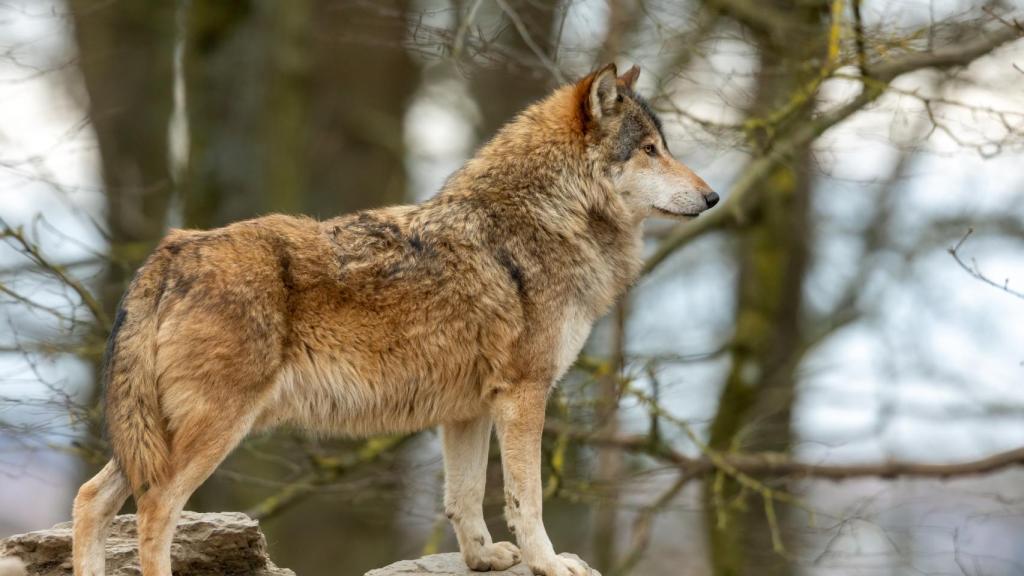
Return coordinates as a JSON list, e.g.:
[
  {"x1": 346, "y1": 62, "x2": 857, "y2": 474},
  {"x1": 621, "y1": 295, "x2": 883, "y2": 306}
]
[
  {"x1": 617, "y1": 65, "x2": 640, "y2": 90},
  {"x1": 586, "y1": 63, "x2": 619, "y2": 122}
]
